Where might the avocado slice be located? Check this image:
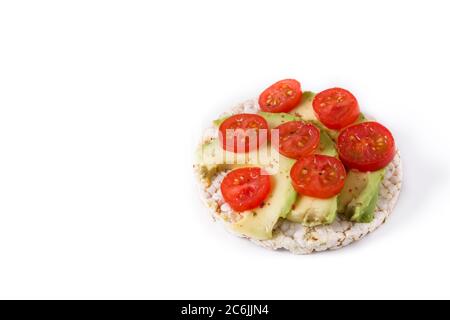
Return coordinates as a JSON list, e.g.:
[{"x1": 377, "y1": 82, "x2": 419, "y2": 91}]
[
  {"x1": 286, "y1": 130, "x2": 338, "y2": 226},
  {"x1": 287, "y1": 195, "x2": 337, "y2": 226},
  {"x1": 231, "y1": 154, "x2": 297, "y2": 240},
  {"x1": 316, "y1": 129, "x2": 337, "y2": 157},
  {"x1": 290, "y1": 91, "x2": 317, "y2": 122},
  {"x1": 257, "y1": 111, "x2": 300, "y2": 128},
  {"x1": 337, "y1": 169, "x2": 385, "y2": 223}
]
